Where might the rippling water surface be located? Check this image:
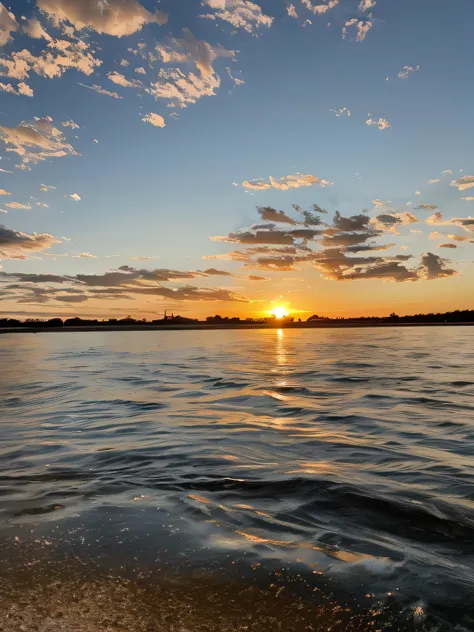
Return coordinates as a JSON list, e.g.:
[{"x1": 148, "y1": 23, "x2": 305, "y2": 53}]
[{"x1": 1, "y1": 328, "x2": 474, "y2": 631}]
